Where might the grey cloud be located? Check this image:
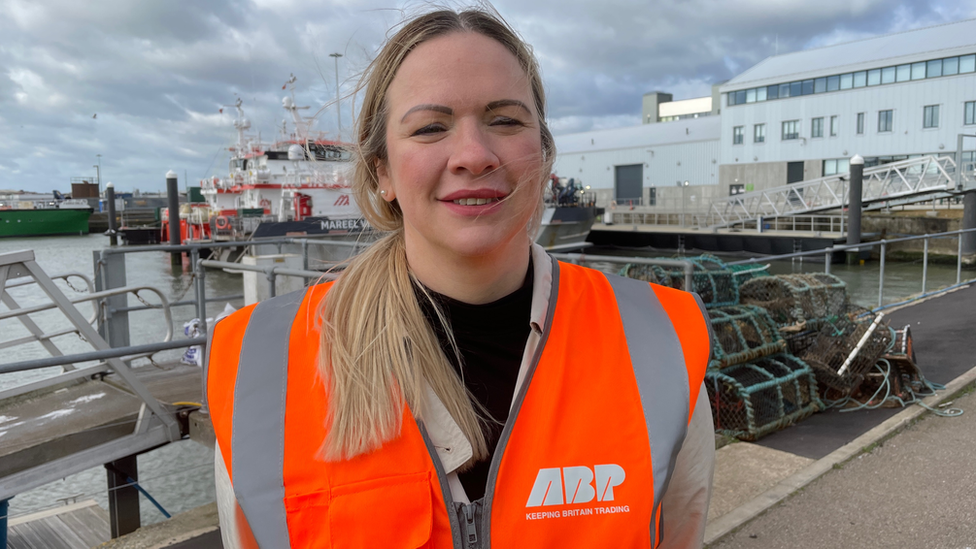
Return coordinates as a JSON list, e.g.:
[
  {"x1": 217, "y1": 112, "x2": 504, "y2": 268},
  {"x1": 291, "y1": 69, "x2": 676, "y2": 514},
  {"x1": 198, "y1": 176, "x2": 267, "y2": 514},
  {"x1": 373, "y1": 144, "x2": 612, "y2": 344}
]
[{"x1": 0, "y1": 0, "x2": 966, "y2": 192}]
